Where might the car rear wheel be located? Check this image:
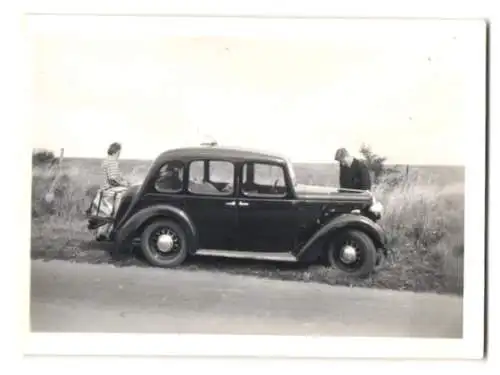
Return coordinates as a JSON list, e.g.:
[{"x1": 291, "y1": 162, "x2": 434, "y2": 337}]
[
  {"x1": 140, "y1": 219, "x2": 188, "y2": 267},
  {"x1": 326, "y1": 229, "x2": 377, "y2": 278}
]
